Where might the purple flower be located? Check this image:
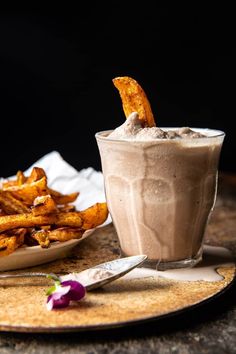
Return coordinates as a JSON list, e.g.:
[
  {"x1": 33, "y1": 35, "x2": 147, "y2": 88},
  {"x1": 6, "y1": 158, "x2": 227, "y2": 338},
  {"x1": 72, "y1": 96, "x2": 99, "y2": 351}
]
[{"x1": 46, "y1": 280, "x2": 86, "y2": 310}]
